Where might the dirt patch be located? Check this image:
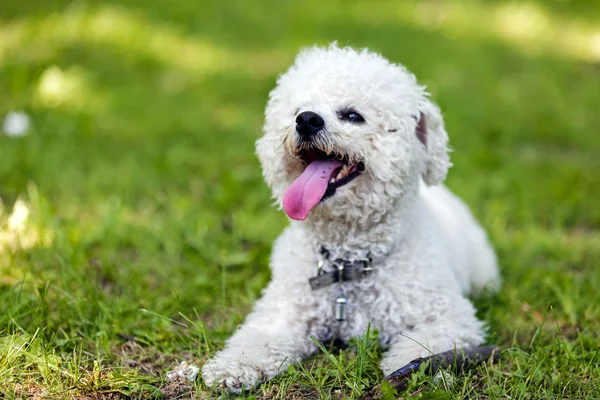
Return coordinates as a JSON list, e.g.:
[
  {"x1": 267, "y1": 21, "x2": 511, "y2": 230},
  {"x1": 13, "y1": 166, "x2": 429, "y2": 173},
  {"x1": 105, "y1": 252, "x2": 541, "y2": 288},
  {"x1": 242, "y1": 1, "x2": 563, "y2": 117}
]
[
  {"x1": 11, "y1": 383, "x2": 49, "y2": 399},
  {"x1": 118, "y1": 340, "x2": 203, "y2": 399},
  {"x1": 160, "y1": 376, "x2": 196, "y2": 399},
  {"x1": 258, "y1": 382, "x2": 333, "y2": 400},
  {"x1": 119, "y1": 340, "x2": 192, "y2": 377},
  {"x1": 10, "y1": 380, "x2": 129, "y2": 400}
]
